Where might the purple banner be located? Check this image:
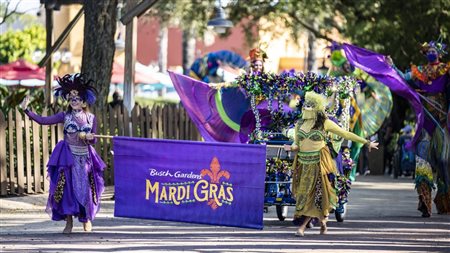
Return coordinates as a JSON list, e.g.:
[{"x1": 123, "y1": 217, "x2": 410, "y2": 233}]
[
  {"x1": 342, "y1": 43, "x2": 425, "y2": 149},
  {"x1": 169, "y1": 71, "x2": 250, "y2": 143},
  {"x1": 113, "y1": 136, "x2": 266, "y2": 229}
]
